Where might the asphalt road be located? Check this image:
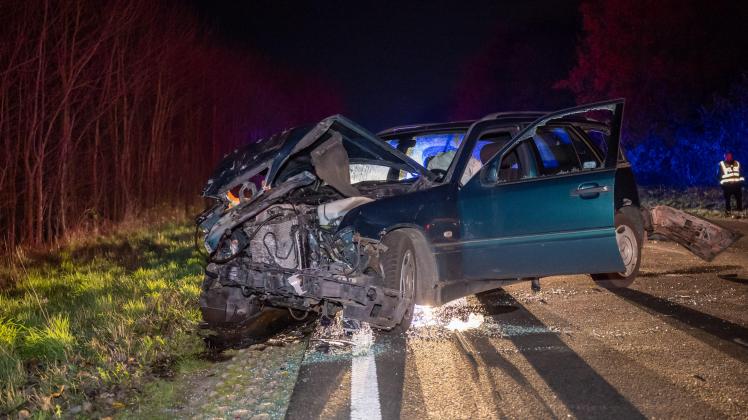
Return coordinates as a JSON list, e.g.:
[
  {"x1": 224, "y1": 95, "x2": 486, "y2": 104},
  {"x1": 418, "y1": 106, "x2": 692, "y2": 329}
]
[{"x1": 286, "y1": 219, "x2": 748, "y2": 419}]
